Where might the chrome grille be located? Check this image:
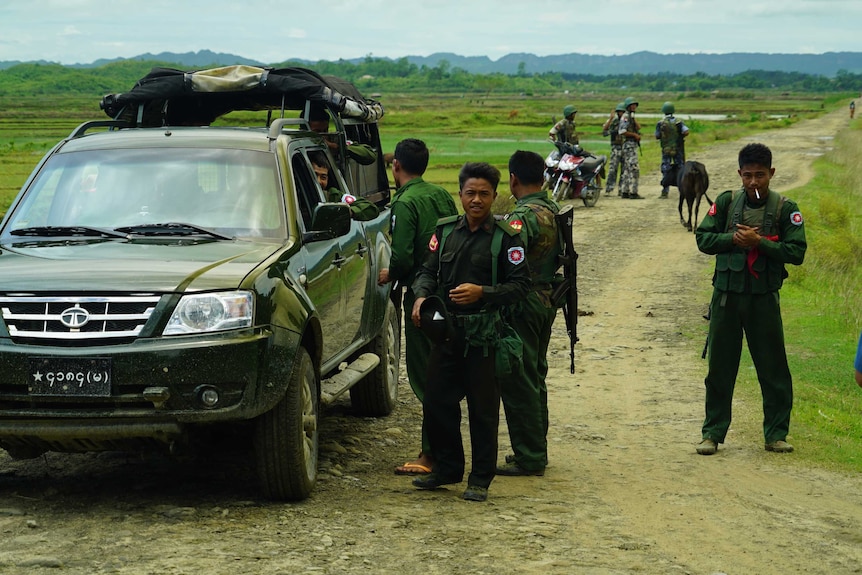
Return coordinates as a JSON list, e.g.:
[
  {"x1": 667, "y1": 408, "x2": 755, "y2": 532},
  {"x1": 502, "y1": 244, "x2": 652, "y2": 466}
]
[{"x1": 0, "y1": 296, "x2": 161, "y2": 341}]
